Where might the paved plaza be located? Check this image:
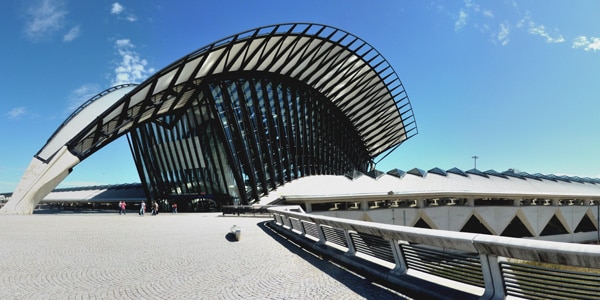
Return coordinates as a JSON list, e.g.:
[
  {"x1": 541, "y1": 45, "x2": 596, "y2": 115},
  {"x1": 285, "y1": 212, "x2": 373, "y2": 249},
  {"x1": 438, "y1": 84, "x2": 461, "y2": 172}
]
[{"x1": 0, "y1": 211, "x2": 407, "y2": 299}]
